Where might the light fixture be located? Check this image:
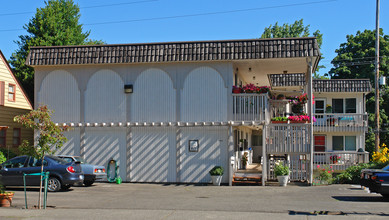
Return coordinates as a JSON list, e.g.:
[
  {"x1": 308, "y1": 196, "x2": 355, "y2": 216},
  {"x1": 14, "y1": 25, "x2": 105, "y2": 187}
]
[
  {"x1": 124, "y1": 84, "x2": 133, "y2": 93},
  {"x1": 249, "y1": 67, "x2": 252, "y2": 72},
  {"x1": 253, "y1": 76, "x2": 256, "y2": 80},
  {"x1": 283, "y1": 70, "x2": 288, "y2": 74}
]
